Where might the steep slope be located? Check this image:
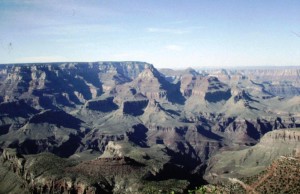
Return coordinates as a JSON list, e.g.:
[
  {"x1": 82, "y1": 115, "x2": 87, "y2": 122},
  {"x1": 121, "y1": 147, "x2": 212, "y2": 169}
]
[
  {"x1": 181, "y1": 74, "x2": 232, "y2": 114},
  {"x1": 243, "y1": 156, "x2": 300, "y2": 193},
  {"x1": 116, "y1": 65, "x2": 185, "y2": 104},
  {"x1": 205, "y1": 128, "x2": 300, "y2": 183},
  {"x1": 0, "y1": 110, "x2": 86, "y2": 157},
  {"x1": 0, "y1": 148, "x2": 112, "y2": 193},
  {"x1": 199, "y1": 156, "x2": 300, "y2": 193}
]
